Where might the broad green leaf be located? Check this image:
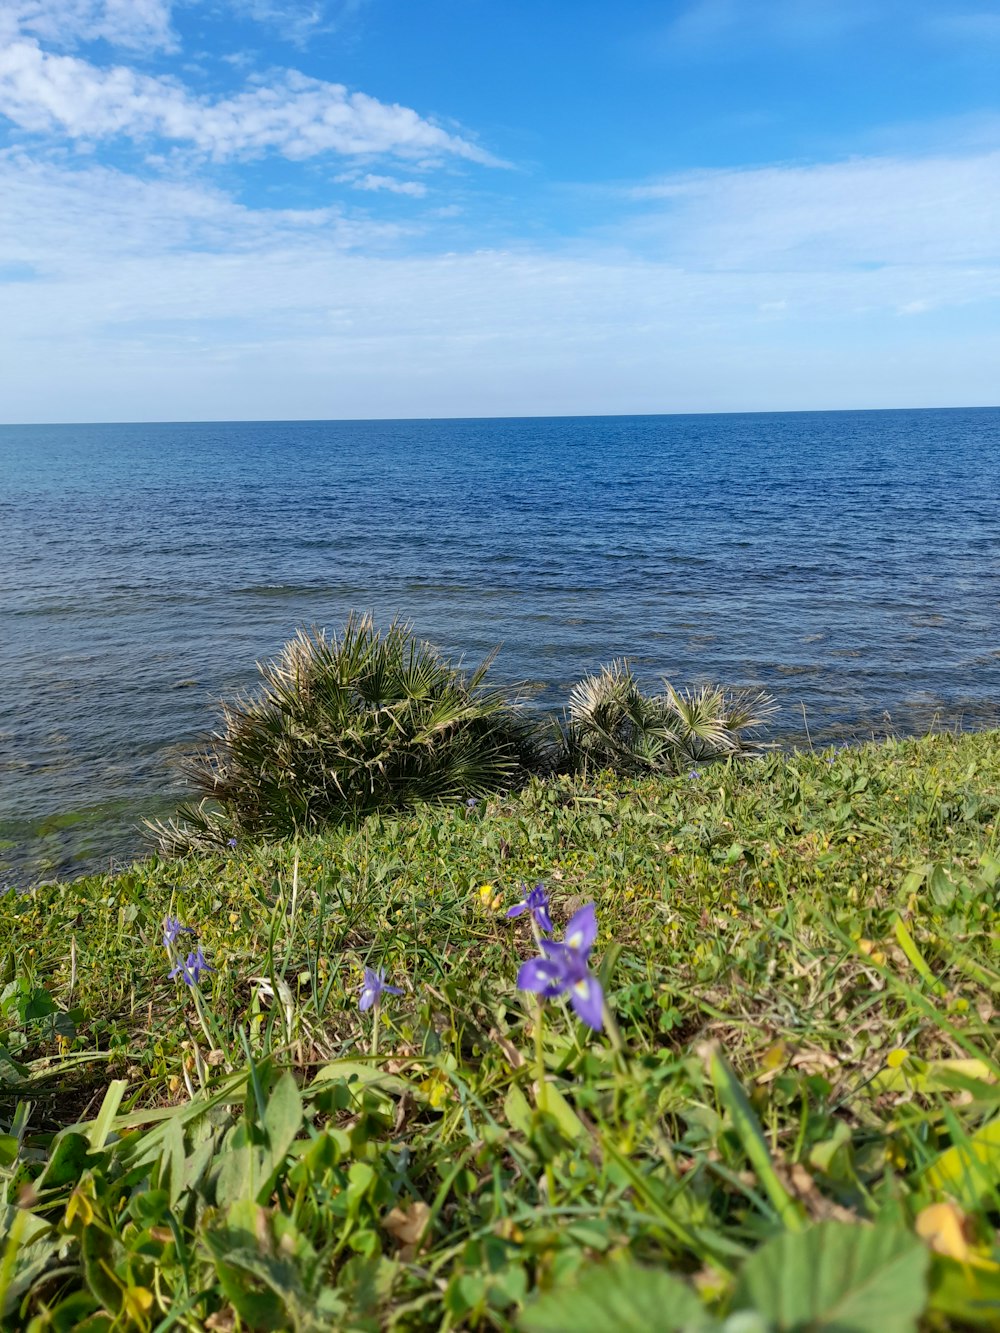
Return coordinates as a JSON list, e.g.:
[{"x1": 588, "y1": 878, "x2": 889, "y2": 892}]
[
  {"x1": 503, "y1": 1082, "x2": 533, "y2": 1137},
  {"x1": 732, "y1": 1222, "x2": 929, "y2": 1333},
  {"x1": 521, "y1": 1262, "x2": 716, "y2": 1332},
  {"x1": 35, "y1": 1132, "x2": 92, "y2": 1192},
  {"x1": 263, "y1": 1070, "x2": 303, "y2": 1164}
]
